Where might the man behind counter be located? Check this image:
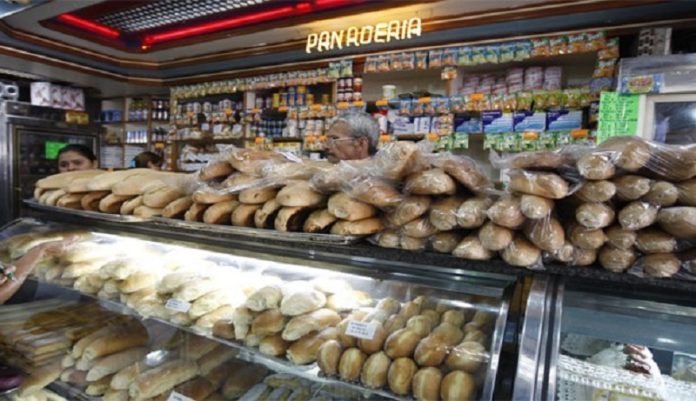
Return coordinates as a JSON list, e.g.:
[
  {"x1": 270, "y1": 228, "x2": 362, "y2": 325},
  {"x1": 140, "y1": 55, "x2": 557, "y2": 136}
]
[{"x1": 324, "y1": 112, "x2": 379, "y2": 163}]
